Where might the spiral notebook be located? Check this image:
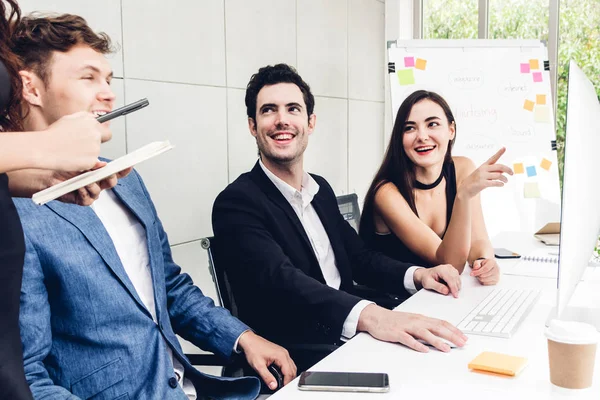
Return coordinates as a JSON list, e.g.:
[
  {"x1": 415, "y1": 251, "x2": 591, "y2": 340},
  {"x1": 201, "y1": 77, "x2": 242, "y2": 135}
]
[{"x1": 502, "y1": 249, "x2": 559, "y2": 279}]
